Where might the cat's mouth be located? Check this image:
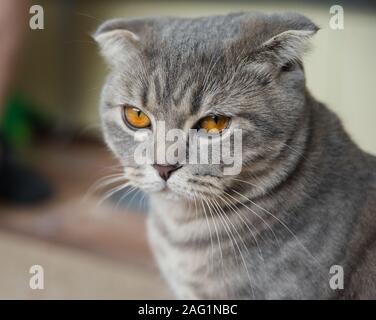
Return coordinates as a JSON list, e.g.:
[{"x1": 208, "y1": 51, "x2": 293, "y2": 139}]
[
  {"x1": 155, "y1": 186, "x2": 188, "y2": 201},
  {"x1": 159, "y1": 186, "x2": 169, "y2": 193}
]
